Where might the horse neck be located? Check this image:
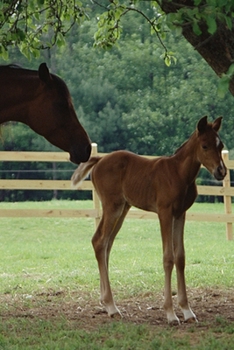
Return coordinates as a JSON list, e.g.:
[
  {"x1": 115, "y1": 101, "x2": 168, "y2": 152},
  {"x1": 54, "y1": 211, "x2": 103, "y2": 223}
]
[
  {"x1": 0, "y1": 70, "x2": 40, "y2": 123},
  {"x1": 173, "y1": 132, "x2": 201, "y2": 184}
]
